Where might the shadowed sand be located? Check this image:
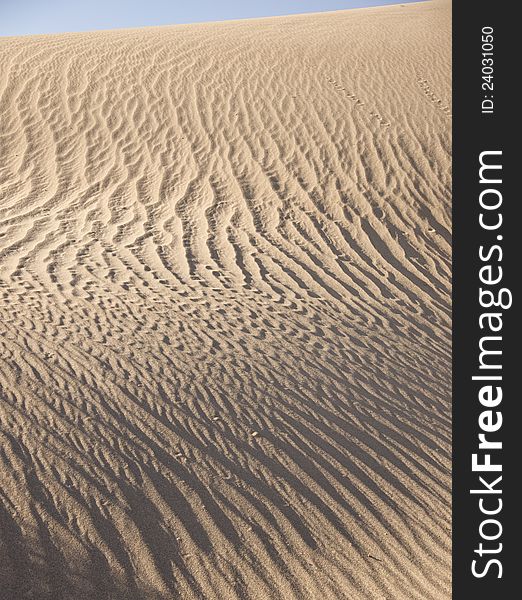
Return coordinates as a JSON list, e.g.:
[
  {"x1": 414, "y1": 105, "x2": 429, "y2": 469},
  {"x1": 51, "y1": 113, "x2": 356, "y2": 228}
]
[{"x1": 0, "y1": 1, "x2": 451, "y2": 598}]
